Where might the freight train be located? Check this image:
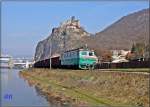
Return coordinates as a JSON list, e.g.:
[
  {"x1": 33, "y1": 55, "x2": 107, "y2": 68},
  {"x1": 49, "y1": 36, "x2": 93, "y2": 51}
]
[{"x1": 34, "y1": 48, "x2": 98, "y2": 69}]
